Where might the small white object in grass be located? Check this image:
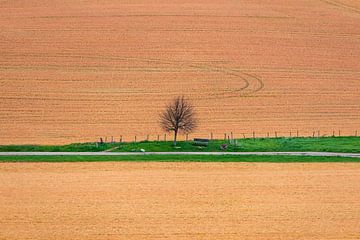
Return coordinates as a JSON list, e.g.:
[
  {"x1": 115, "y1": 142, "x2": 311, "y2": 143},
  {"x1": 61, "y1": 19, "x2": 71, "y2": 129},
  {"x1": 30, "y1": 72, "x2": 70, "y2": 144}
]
[
  {"x1": 140, "y1": 149, "x2": 145, "y2": 152},
  {"x1": 174, "y1": 146, "x2": 181, "y2": 149}
]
